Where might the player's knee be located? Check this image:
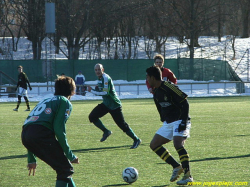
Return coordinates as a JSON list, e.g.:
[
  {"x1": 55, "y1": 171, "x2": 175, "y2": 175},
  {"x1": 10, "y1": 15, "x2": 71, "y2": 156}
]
[
  {"x1": 18, "y1": 95, "x2": 22, "y2": 102},
  {"x1": 24, "y1": 96, "x2": 29, "y2": 101},
  {"x1": 89, "y1": 113, "x2": 97, "y2": 123},
  {"x1": 150, "y1": 141, "x2": 156, "y2": 150},
  {"x1": 57, "y1": 168, "x2": 74, "y2": 182},
  {"x1": 118, "y1": 122, "x2": 129, "y2": 132}
]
